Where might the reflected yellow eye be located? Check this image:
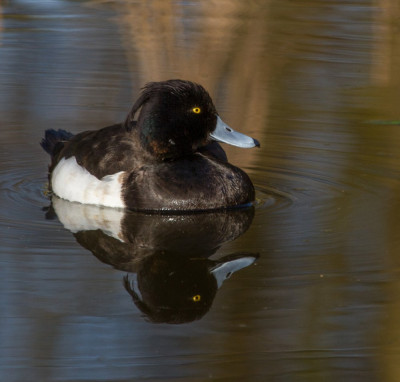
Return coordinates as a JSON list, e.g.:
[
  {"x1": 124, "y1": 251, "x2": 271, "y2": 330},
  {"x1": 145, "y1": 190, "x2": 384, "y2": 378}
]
[
  {"x1": 192, "y1": 294, "x2": 201, "y2": 302},
  {"x1": 192, "y1": 107, "x2": 201, "y2": 114}
]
